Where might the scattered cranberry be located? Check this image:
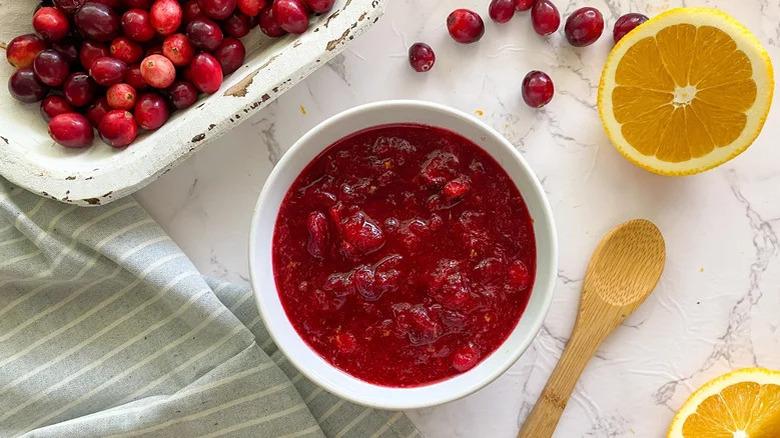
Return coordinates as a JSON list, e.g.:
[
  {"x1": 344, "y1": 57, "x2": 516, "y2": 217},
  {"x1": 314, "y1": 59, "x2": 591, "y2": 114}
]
[
  {"x1": 75, "y1": 3, "x2": 121, "y2": 41},
  {"x1": 107, "y1": 83, "x2": 137, "y2": 110},
  {"x1": 446, "y1": 9, "x2": 485, "y2": 44},
  {"x1": 6, "y1": 34, "x2": 46, "y2": 68},
  {"x1": 408, "y1": 42, "x2": 435, "y2": 73},
  {"x1": 182, "y1": 0, "x2": 208, "y2": 23},
  {"x1": 79, "y1": 41, "x2": 110, "y2": 70},
  {"x1": 613, "y1": 12, "x2": 648, "y2": 43},
  {"x1": 124, "y1": 63, "x2": 148, "y2": 90},
  {"x1": 90, "y1": 56, "x2": 128, "y2": 86},
  {"x1": 33, "y1": 49, "x2": 70, "y2": 86},
  {"x1": 521, "y1": 70, "x2": 554, "y2": 108},
  {"x1": 166, "y1": 80, "x2": 198, "y2": 109},
  {"x1": 49, "y1": 113, "x2": 94, "y2": 148},
  {"x1": 187, "y1": 19, "x2": 224, "y2": 51},
  {"x1": 223, "y1": 11, "x2": 252, "y2": 38},
  {"x1": 121, "y1": 9, "x2": 156, "y2": 42},
  {"x1": 140, "y1": 54, "x2": 176, "y2": 88},
  {"x1": 8, "y1": 68, "x2": 49, "y2": 103},
  {"x1": 134, "y1": 92, "x2": 169, "y2": 129},
  {"x1": 531, "y1": 0, "x2": 560, "y2": 36},
  {"x1": 160, "y1": 33, "x2": 194, "y2": 66},
  {"x1": 489, "y1": 0, "x2": 515, "y2": 24},
  {"x1": 189, "y1": 52, "x2": 223, "y2": 94},
  {"x1": 238, "y1": 0, "x2": 266, "y2": 16},
  {"x1": 564, "y1": 7, "x2": 604, "y2": 47},
  {"x1": 303, "y1": 0, "x2": 335, "y2": 14},
  {"x1": 110, "y1": 37, "x2": 144, "y2": 64},
  {"x1": 150, "y1": 0, "x2": 183, "y2": 35},
  {"x1": 99, "y1": 110, "x2": 138, "y2": 147},
  {"x1": 214, "y1": 37, "x2": 245, "y2": 74},
  {"x1": 258, "y1": 6, "x2": 287, "y2": 37},
  {"x1": 514, "y1": 0, "x2": 532, "y2": 11},
  {"x1": 273, "y1": 0, "x2": 309, "y2": 34},
  {"x1": 123, "y1": 0, "x2": 153, "y2": 8},
  {"x1": 33, "y1": 7, "x2": 70, "y2": 41},
  {"x1": 40, "y1": 95, "x2": 74, "y2": 122},
  {"x1": 451, "y1": 344, "x2": 480, "y2": 372},
  {"x1": 63, "y1": 71, "x2": 98, "y2": 106},
  {"x1": 51, "y1": 38, "x2": 80, "y2": 65},
  {"x1": 86, "y1": 96, "x2": 111, "y2": 126},
  {"x1": 199, "y1": 0, "x2": 237, "y2": 20},
  {"x1": 53, "y1": 0, "x2": 87, "y2": 15}
]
